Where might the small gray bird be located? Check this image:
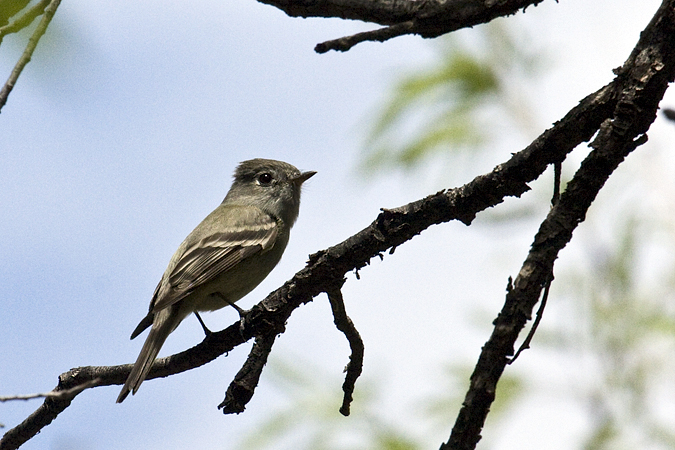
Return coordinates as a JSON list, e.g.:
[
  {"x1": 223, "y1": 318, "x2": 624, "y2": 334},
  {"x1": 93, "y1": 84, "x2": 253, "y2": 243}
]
[{"x1": 117, "y1": 159, "x2": 315, "y2": 403}]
